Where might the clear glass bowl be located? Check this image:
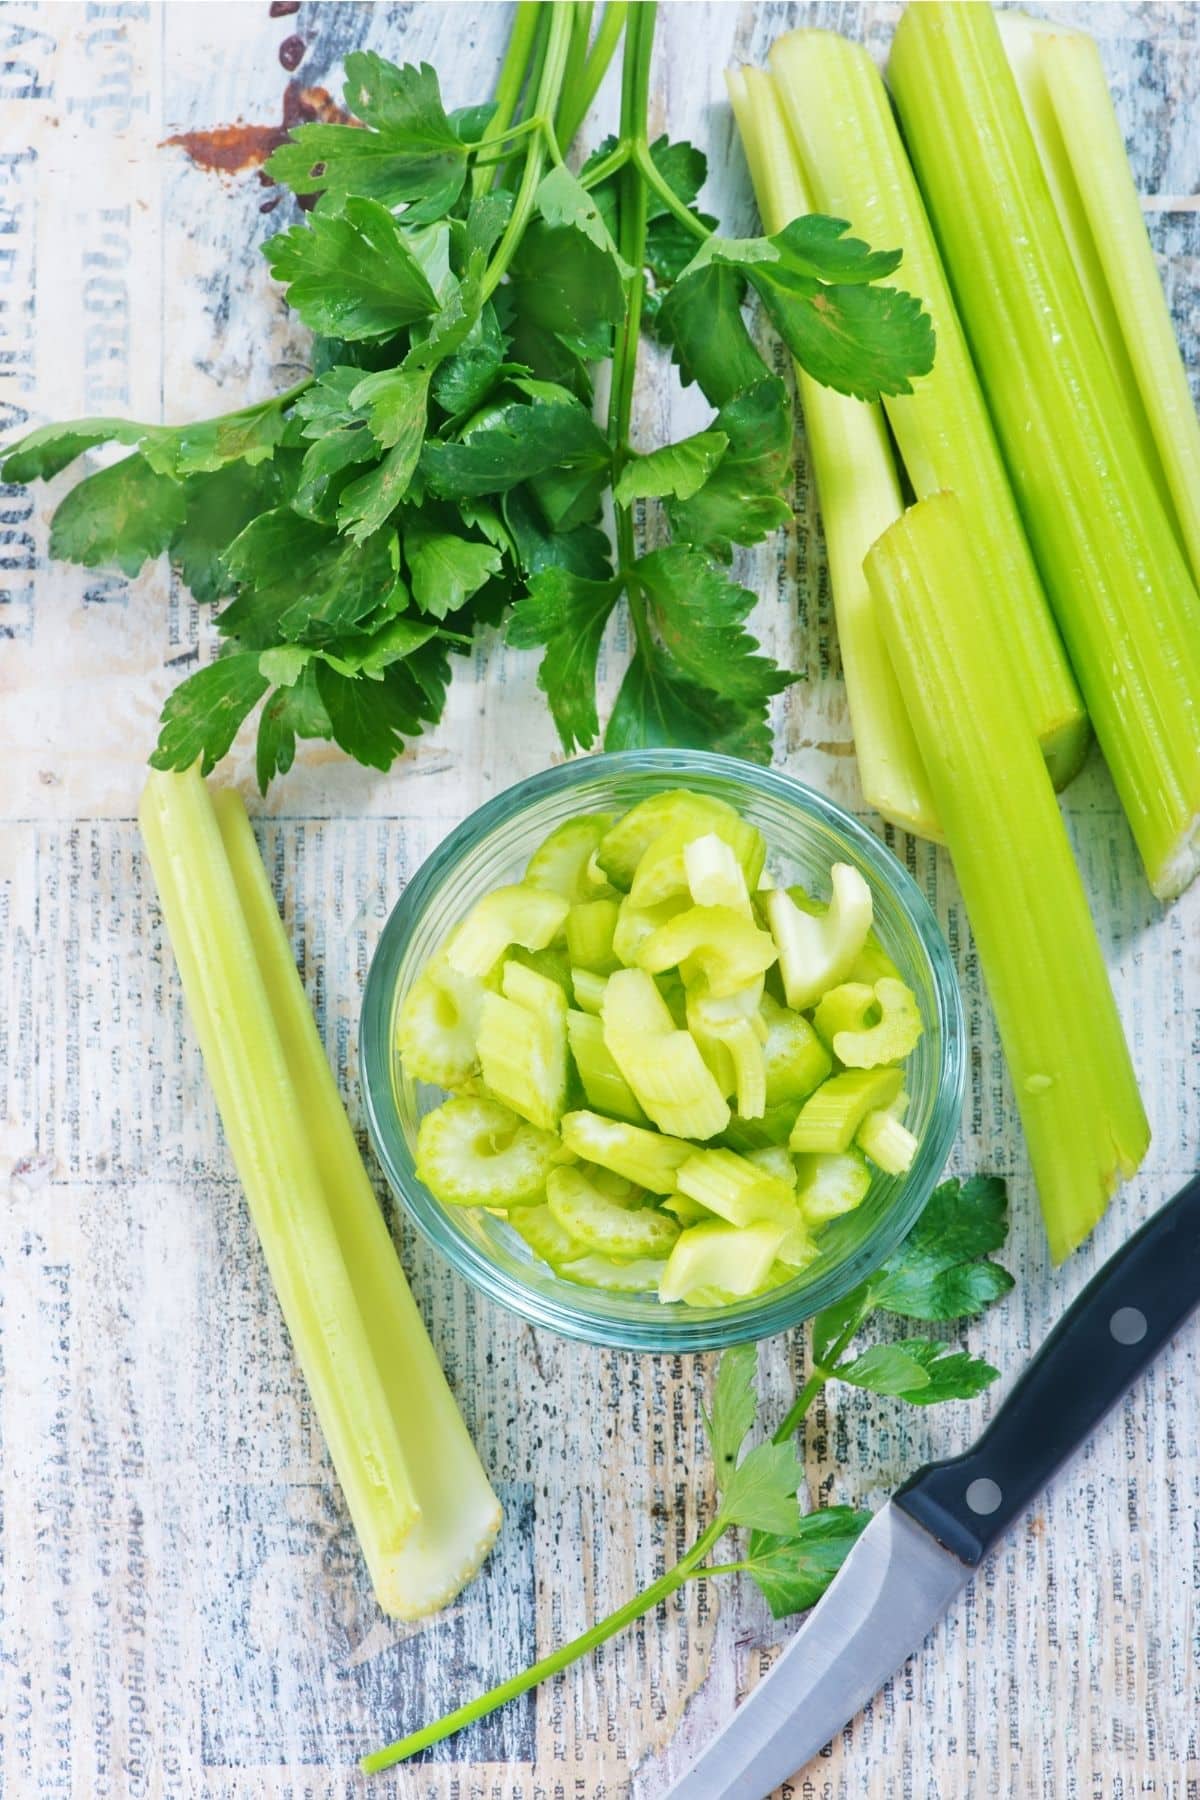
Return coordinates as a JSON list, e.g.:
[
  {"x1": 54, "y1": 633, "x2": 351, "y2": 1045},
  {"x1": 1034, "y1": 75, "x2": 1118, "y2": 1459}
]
[{"x1": 360, "y1": 750, "x2": 964, "y2": 1352}]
